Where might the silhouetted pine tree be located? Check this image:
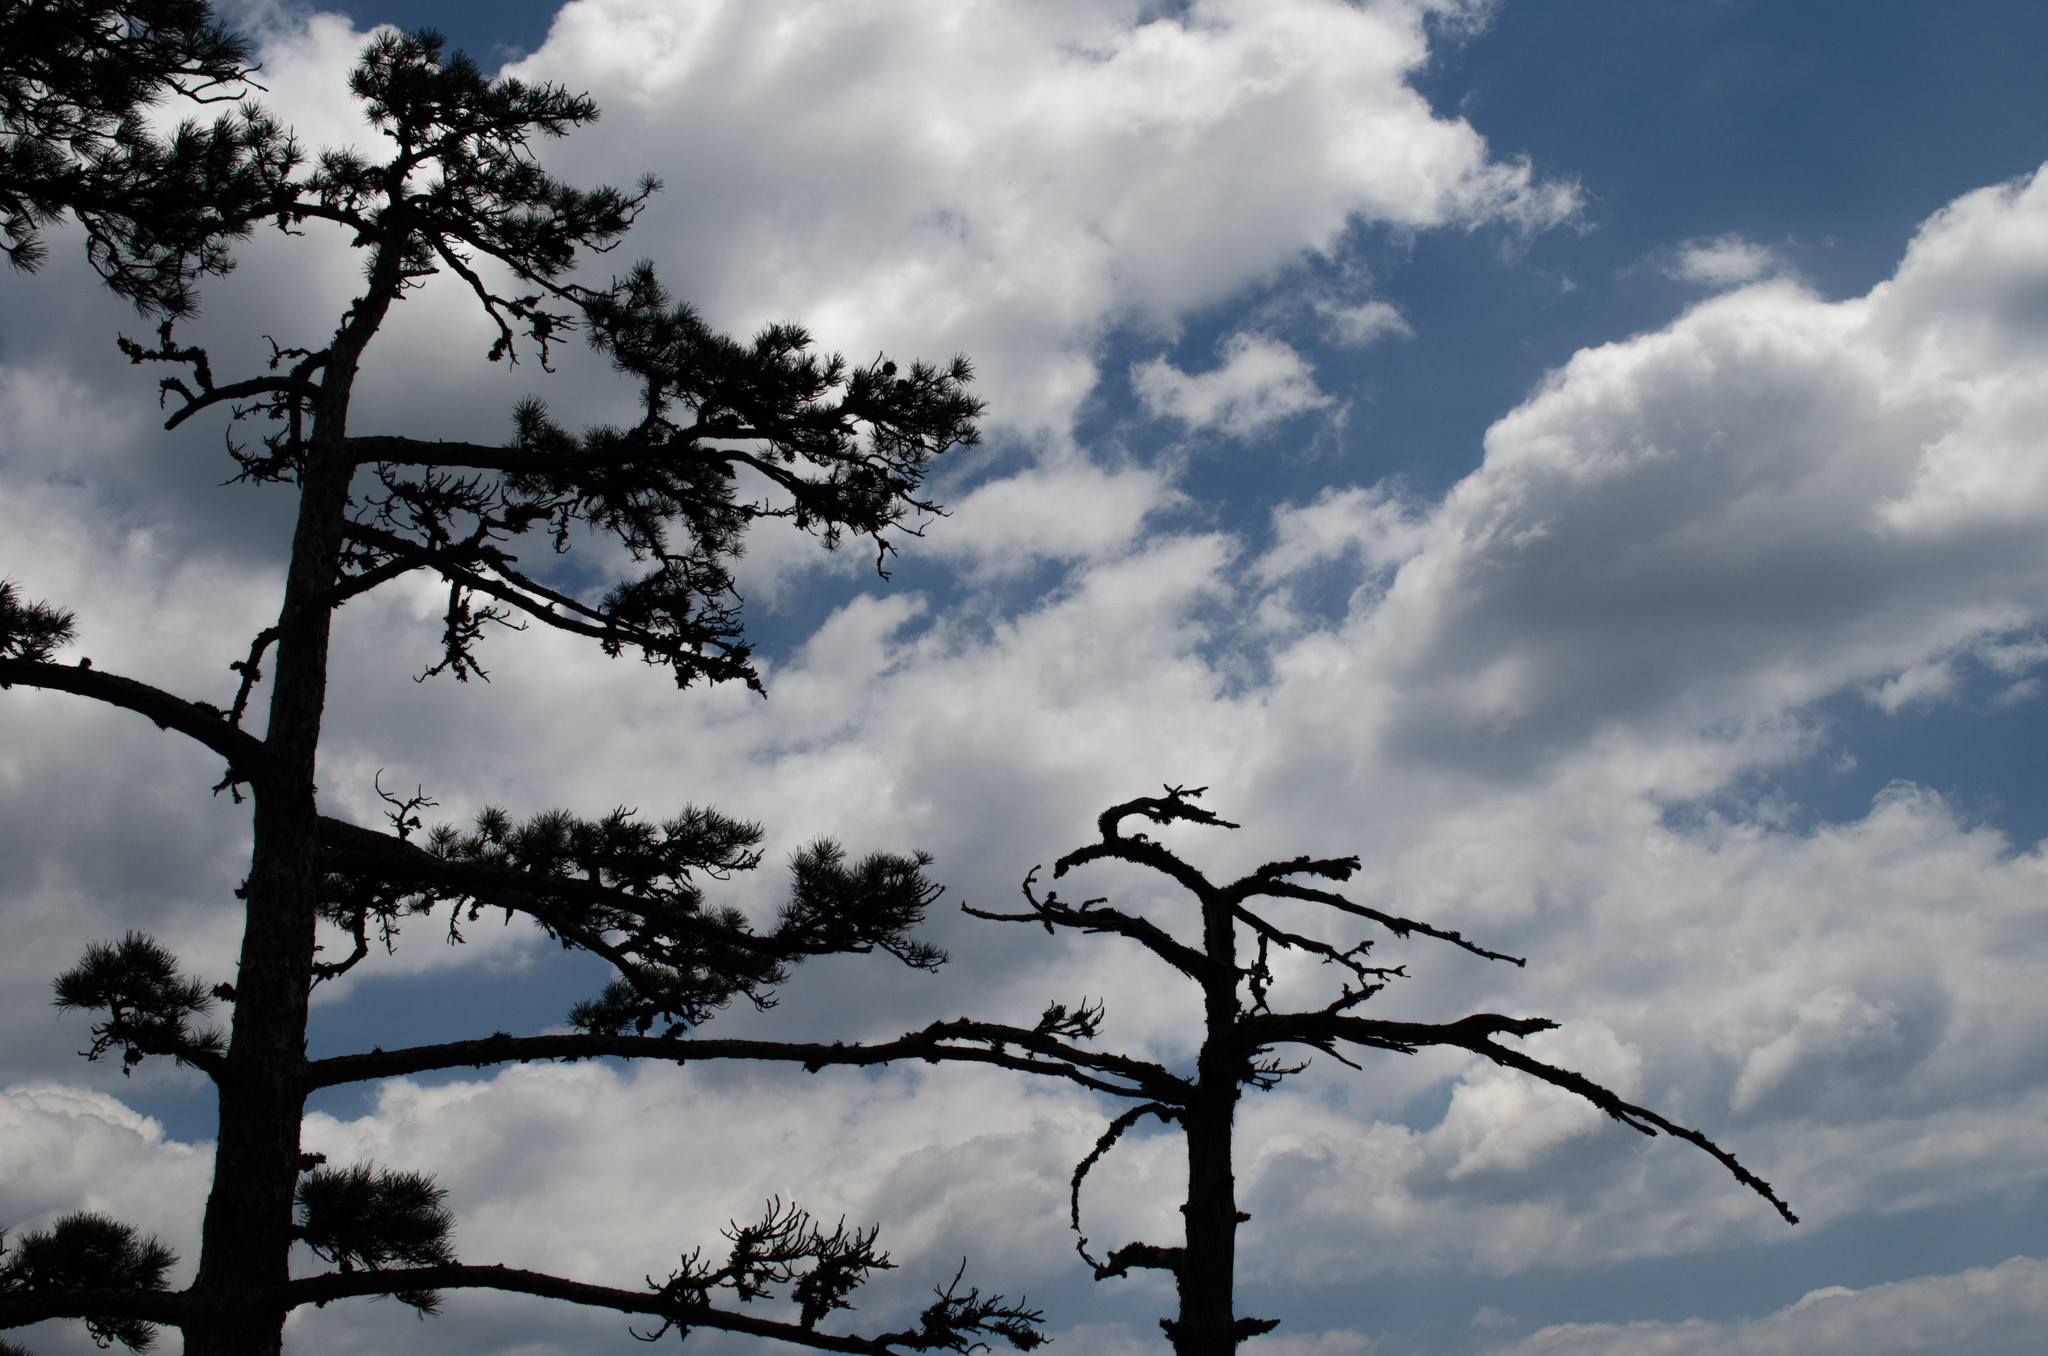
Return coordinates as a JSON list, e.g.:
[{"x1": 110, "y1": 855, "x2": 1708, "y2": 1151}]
[{"x1": 1, "y1": 13, "x2": 1041, "y2": 1355}]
